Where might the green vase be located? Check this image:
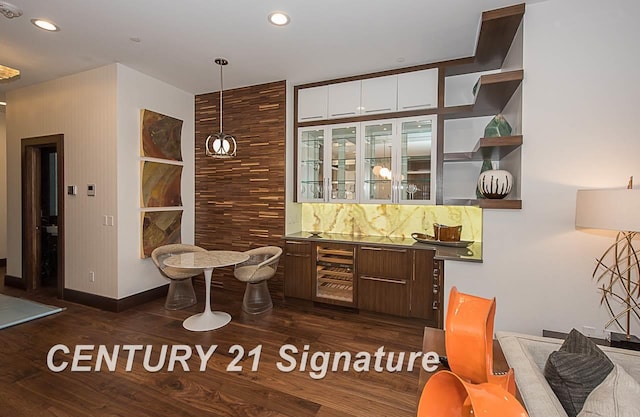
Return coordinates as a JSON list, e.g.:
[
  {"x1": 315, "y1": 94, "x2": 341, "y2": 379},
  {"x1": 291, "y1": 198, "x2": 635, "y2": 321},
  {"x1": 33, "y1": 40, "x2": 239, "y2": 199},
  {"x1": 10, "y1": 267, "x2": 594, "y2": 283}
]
[
  {"x1": 476, "y1": 159, "x2": 493, "y2": 199},
  {"x1": 484, "y1": 114, "x2": 512, "y2": 137}
]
